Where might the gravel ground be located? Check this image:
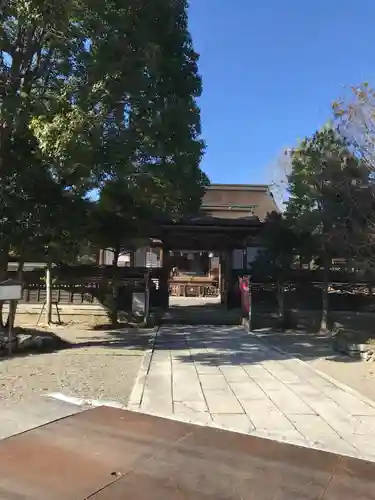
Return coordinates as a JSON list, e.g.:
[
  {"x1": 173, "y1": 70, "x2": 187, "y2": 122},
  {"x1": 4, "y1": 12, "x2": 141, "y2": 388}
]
[{"x1": 0, "y1": 327, "x2": 154, "y2": 406}]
